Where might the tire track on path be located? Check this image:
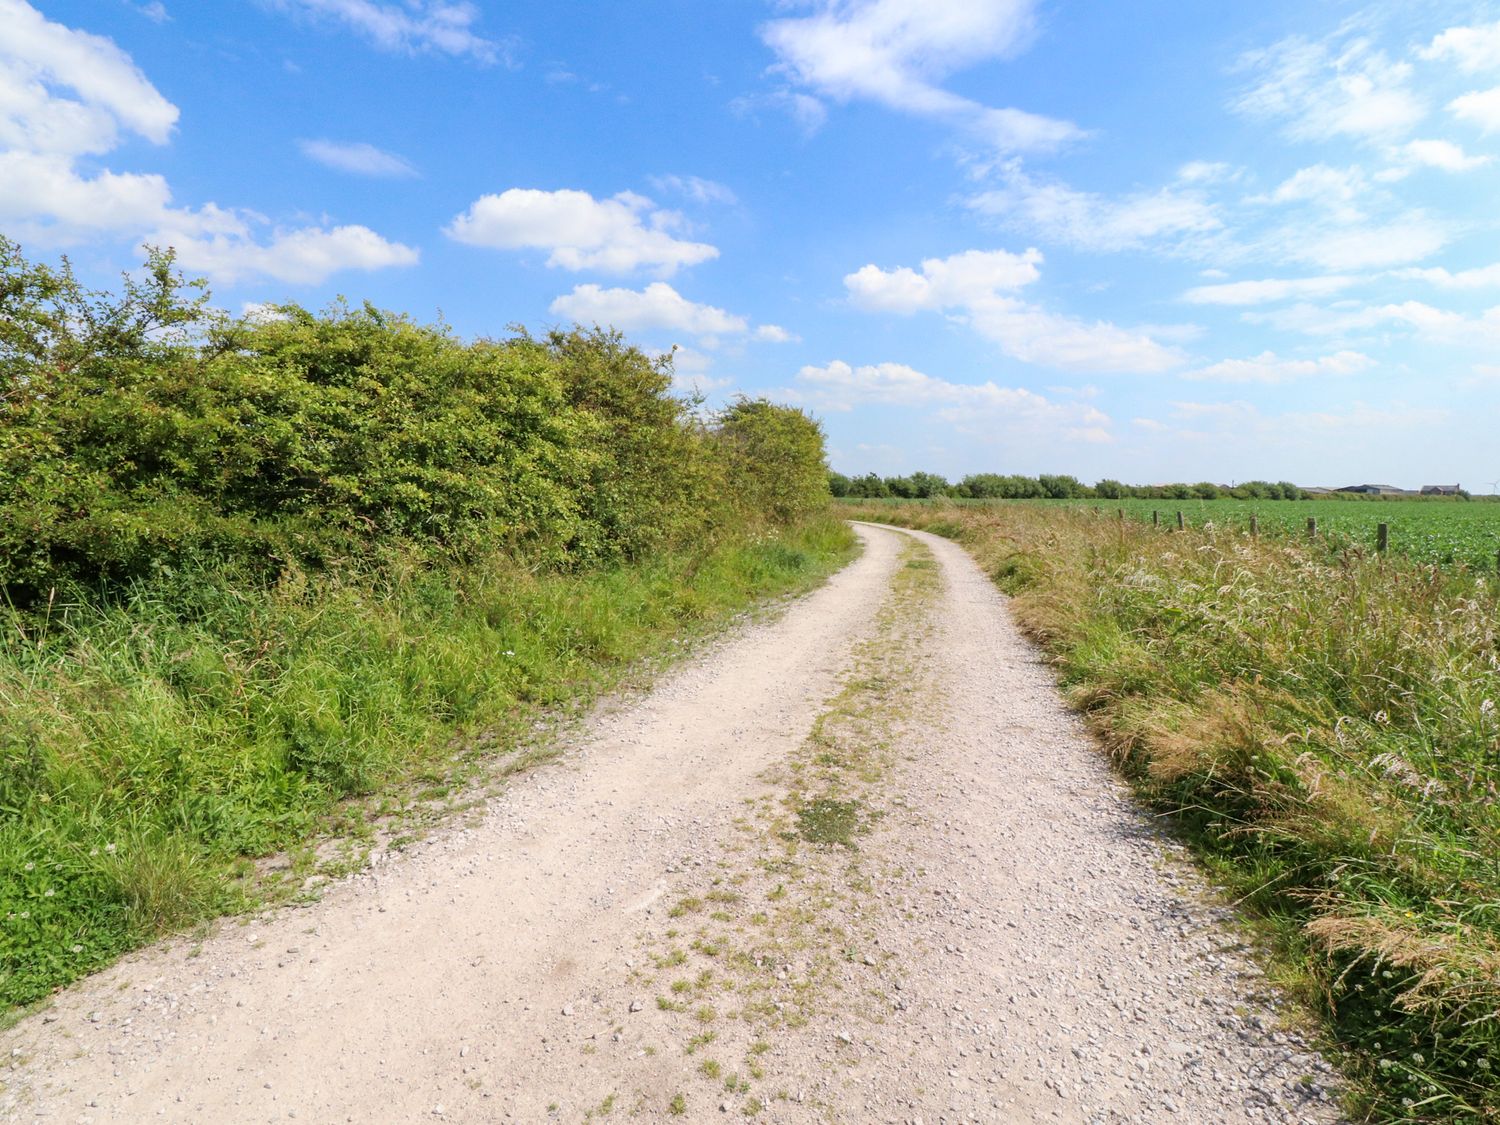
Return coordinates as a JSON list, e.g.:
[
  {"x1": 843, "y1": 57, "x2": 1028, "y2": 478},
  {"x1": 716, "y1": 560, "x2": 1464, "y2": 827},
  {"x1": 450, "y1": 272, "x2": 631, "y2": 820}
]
[{"x1": 2, "y1": 523, "x2": 1341, "y2": 1123}]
